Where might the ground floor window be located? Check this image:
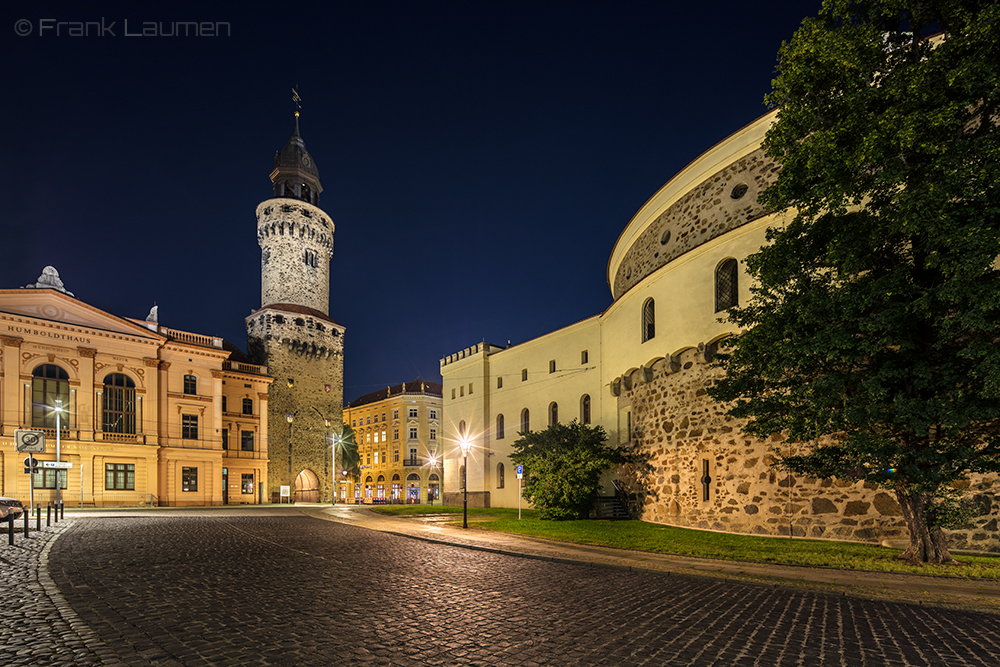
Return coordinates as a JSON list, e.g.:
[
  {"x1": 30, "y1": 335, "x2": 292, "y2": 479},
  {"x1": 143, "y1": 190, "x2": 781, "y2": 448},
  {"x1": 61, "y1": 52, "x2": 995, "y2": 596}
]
[
  {"x1": 241, "y1": 473, "x2": 254, "y2": 494},
  {"x1": 33, "y1": 469, "x2": 67, "y2": 490},
  {"x1": 391, "y1": 483, "x2": 402, "y2": 500},
  {"x1": 105, "y1": 463, "x2": 135, "y2": 490},
  {"x1": 182, "y1": 467, "x2": 198, "y2": 492}
]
